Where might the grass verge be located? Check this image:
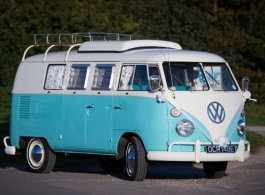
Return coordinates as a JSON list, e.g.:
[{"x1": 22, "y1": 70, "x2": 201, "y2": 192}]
[
  {"x1": 246, "y1": 130, "x2": 265, "y2": 153},
  {"x1": 245, "y1": 101, "x2": 265, "y2": 126}
]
